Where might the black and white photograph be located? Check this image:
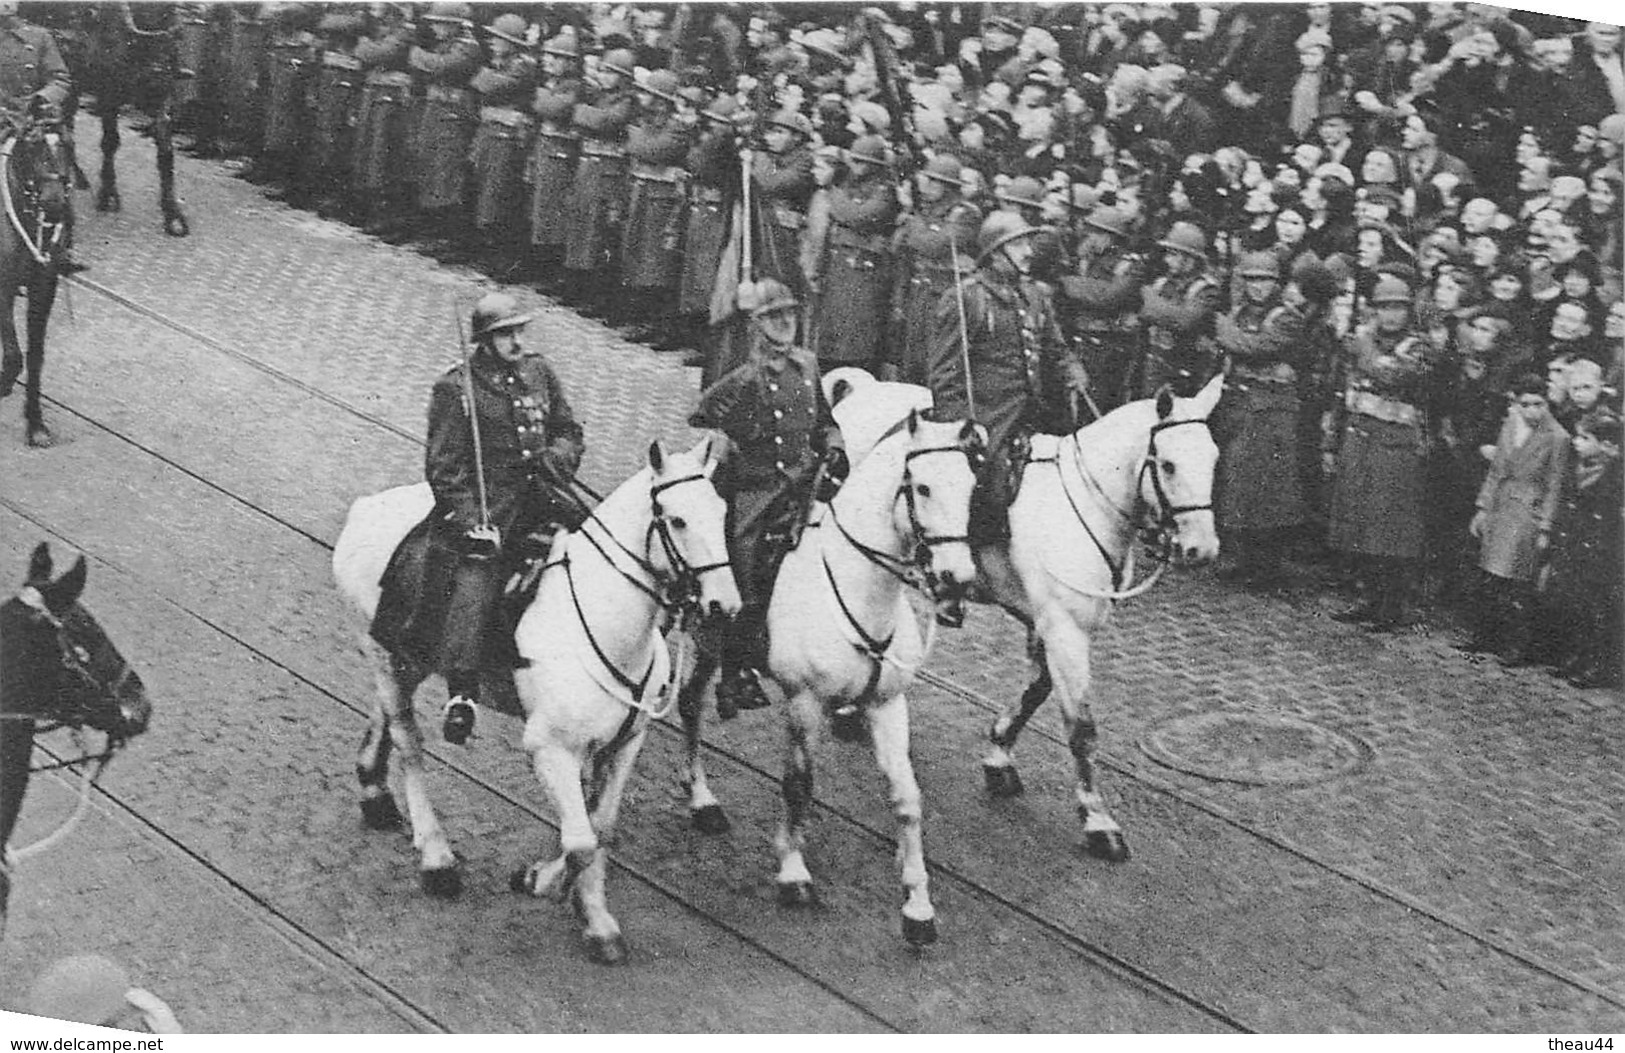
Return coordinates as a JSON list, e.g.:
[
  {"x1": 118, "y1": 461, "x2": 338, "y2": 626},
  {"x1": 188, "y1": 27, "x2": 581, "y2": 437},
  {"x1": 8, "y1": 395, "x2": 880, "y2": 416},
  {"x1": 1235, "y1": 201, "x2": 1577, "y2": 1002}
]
[{"x1": 0, "y1": 0, "x2": 1620, "y2": 1035}]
